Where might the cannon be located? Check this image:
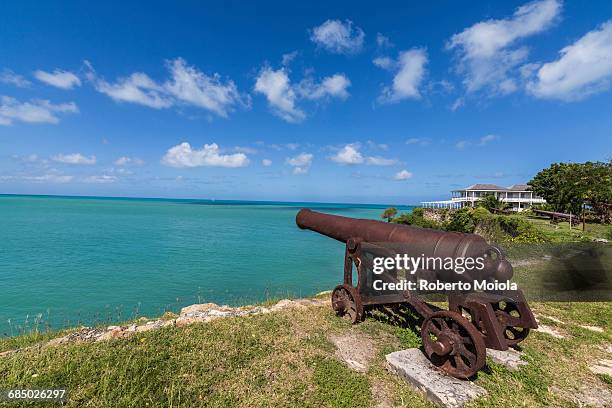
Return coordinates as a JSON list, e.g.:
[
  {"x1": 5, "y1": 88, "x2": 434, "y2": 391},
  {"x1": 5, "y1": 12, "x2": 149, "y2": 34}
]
[{"x1": 296, "y1": 209, "x2": 537, "y2": 378}]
